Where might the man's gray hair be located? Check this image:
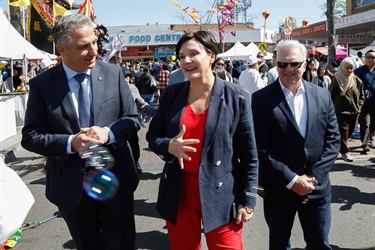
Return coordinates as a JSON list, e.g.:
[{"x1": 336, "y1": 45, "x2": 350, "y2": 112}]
[
  {"x1": 276, "y1": 40, "x2": 307, "y2": 61},
  {"x1": 52, "y1": 14, "x2": 94, "y2": 48}
]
